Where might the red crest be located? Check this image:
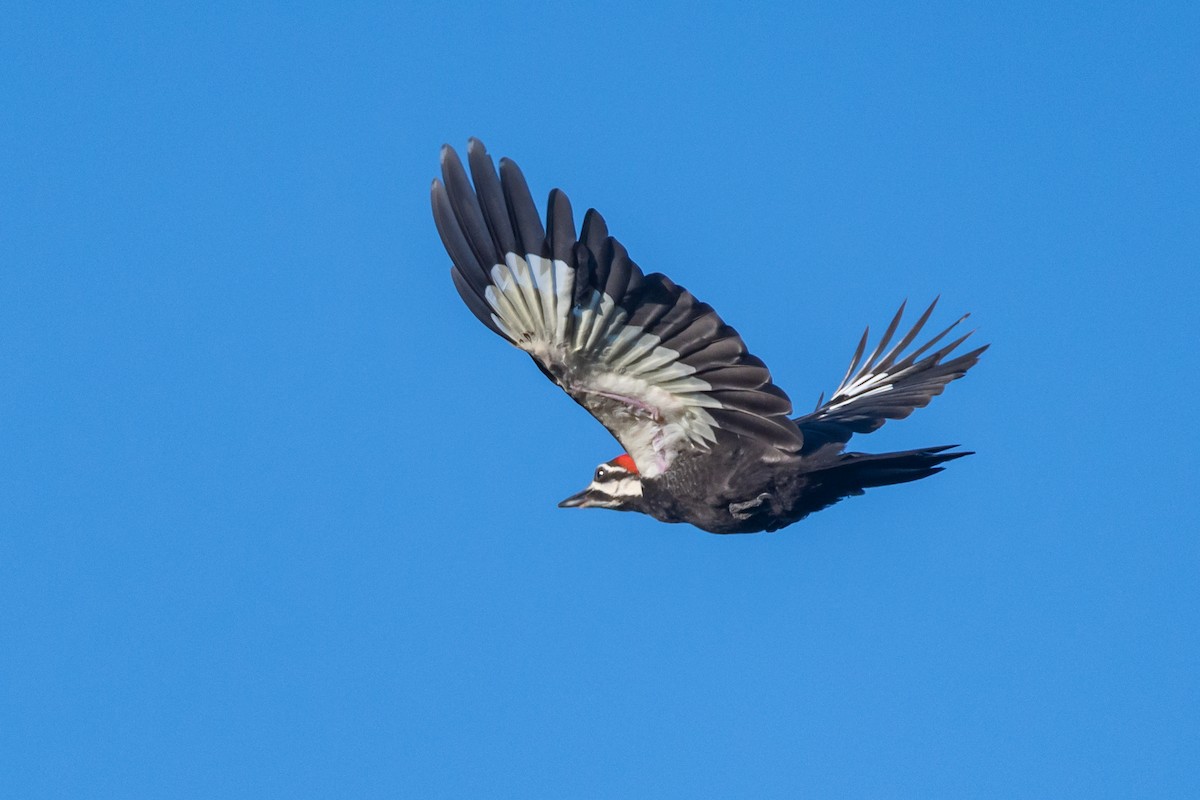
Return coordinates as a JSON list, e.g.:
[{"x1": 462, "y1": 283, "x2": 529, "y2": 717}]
[{"x1": 612, "y1": 453, "x2": 639, "y2": 474}]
